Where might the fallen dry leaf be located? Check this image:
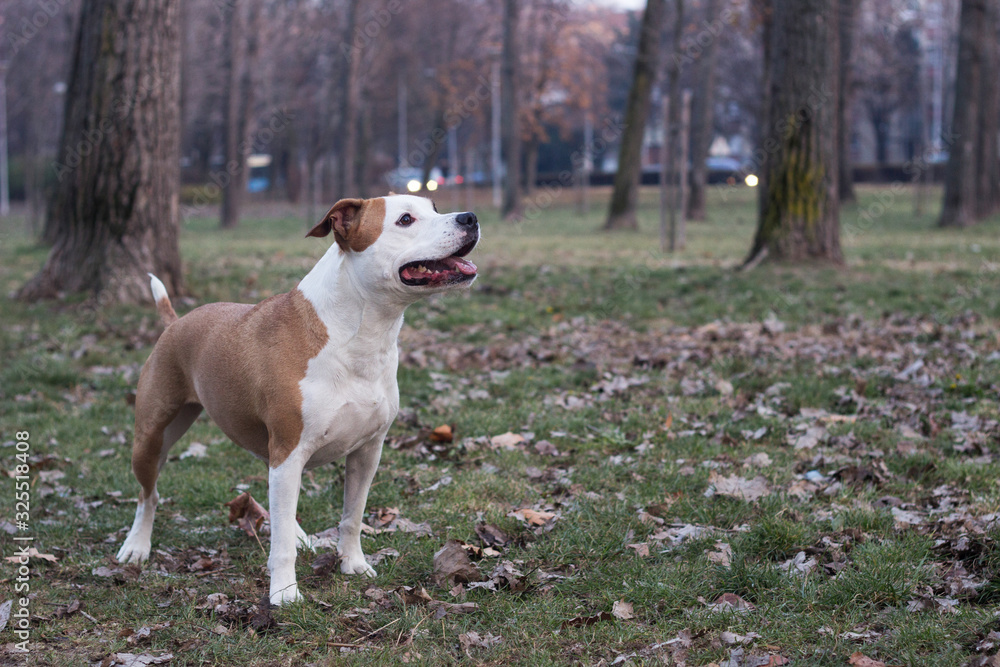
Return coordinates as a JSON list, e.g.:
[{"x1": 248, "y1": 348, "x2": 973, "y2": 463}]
[
  {"x1": 396, "y1": 585, "x2": 434, "y2": 605},
  {"x1": 534, "y1": 440, "x2": 560, "y2": 456},
  {"x1": 458, "y1": 631, "x2": 502, "y2": 651},
  {"x1": 101, "y1": 653, "x2": 174, "y2": 667},
  {"x1": 490, "y1": 431, "x2": 526, "y2": 449},
  {"x1": 430, "y1": 424, "x2": 454, "y2": 442},
  {"x1": 366, "y1": 547, "x2": 400, "y2": 567},
  {"x1": 848, "y1": 653, "x2": 886, "y2": 667},
  {"x1": 0, "y1": 600, "x2": 11, "y2": 633},
  {"x1": 467, "y1": 559, "x2": 527, "y2": 592},
  {"x1": 54, "y1": 599, "x2": 81, "y2": 619},
  {"x1": 707, "y1": 592, "x2": 755, "y2": 614},
  {"x1": 178, "y1": 442, "x2": 207, "y2": 459},
  {"x1": 612, "y1": 599, "x2": 634, "y2": 620},
  {"x1": 720, "y1": 630, "x2": 762, "y2": 645},
  {"x1": 627, "y1": 543, "x2": 651, "y2": 557},
  {"x1": 311, "y1": 552, "x2": 340, "y2": 576},
  {"x1": 475, "y1": 523, "x2": 510, "y2": 548},
  {"x1": 707, "y1": 542, "x2": 733, "y2": 568},
  {"x1": 4, "y1": 547, "x2": 57, "y2": 563},
  {"x1": 223, "y1": 491, "x2": 269, "y2": 537},
  {"x1": 433, "y1": 540, "x2": 482, "y2": 588},
  {"x1": 508, "y1": 508, "x2": 556, "y2": 526},
  {"x1": 708, "y1": 472, "x2": 770, "y2": 502},
  {"x1": 562, "y1": 611, "x2": 613, "y2": 628}
]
